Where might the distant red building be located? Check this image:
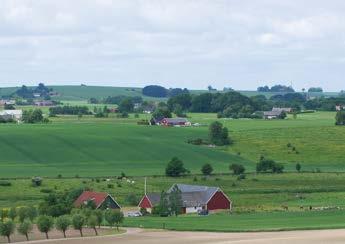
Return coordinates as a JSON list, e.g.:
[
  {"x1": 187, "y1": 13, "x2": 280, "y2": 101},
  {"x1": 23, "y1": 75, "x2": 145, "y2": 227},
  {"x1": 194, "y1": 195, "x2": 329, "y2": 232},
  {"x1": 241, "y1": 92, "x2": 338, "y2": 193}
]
[
  {"x1": 74, "y1": 191, "x2": 120, "y2": 210},
  {"x1": 138, "y1": 184, "x2": 231, "y2": 214},
  {"x1": 160, "y1": 118, "x2": 190, "y2": 126}
]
